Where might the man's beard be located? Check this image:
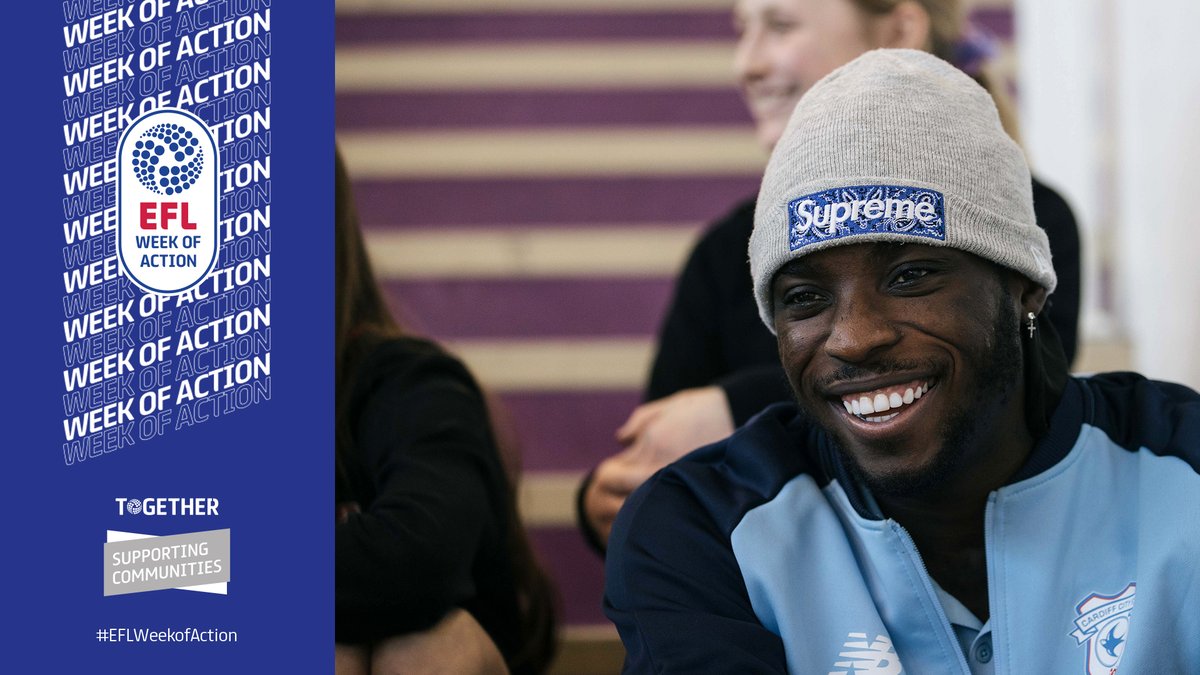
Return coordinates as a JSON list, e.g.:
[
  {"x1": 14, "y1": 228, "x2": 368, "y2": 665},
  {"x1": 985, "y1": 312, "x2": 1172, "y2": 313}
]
[{"x1": 815, "y1": 294, "x2": 1025, "y2": 500}]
